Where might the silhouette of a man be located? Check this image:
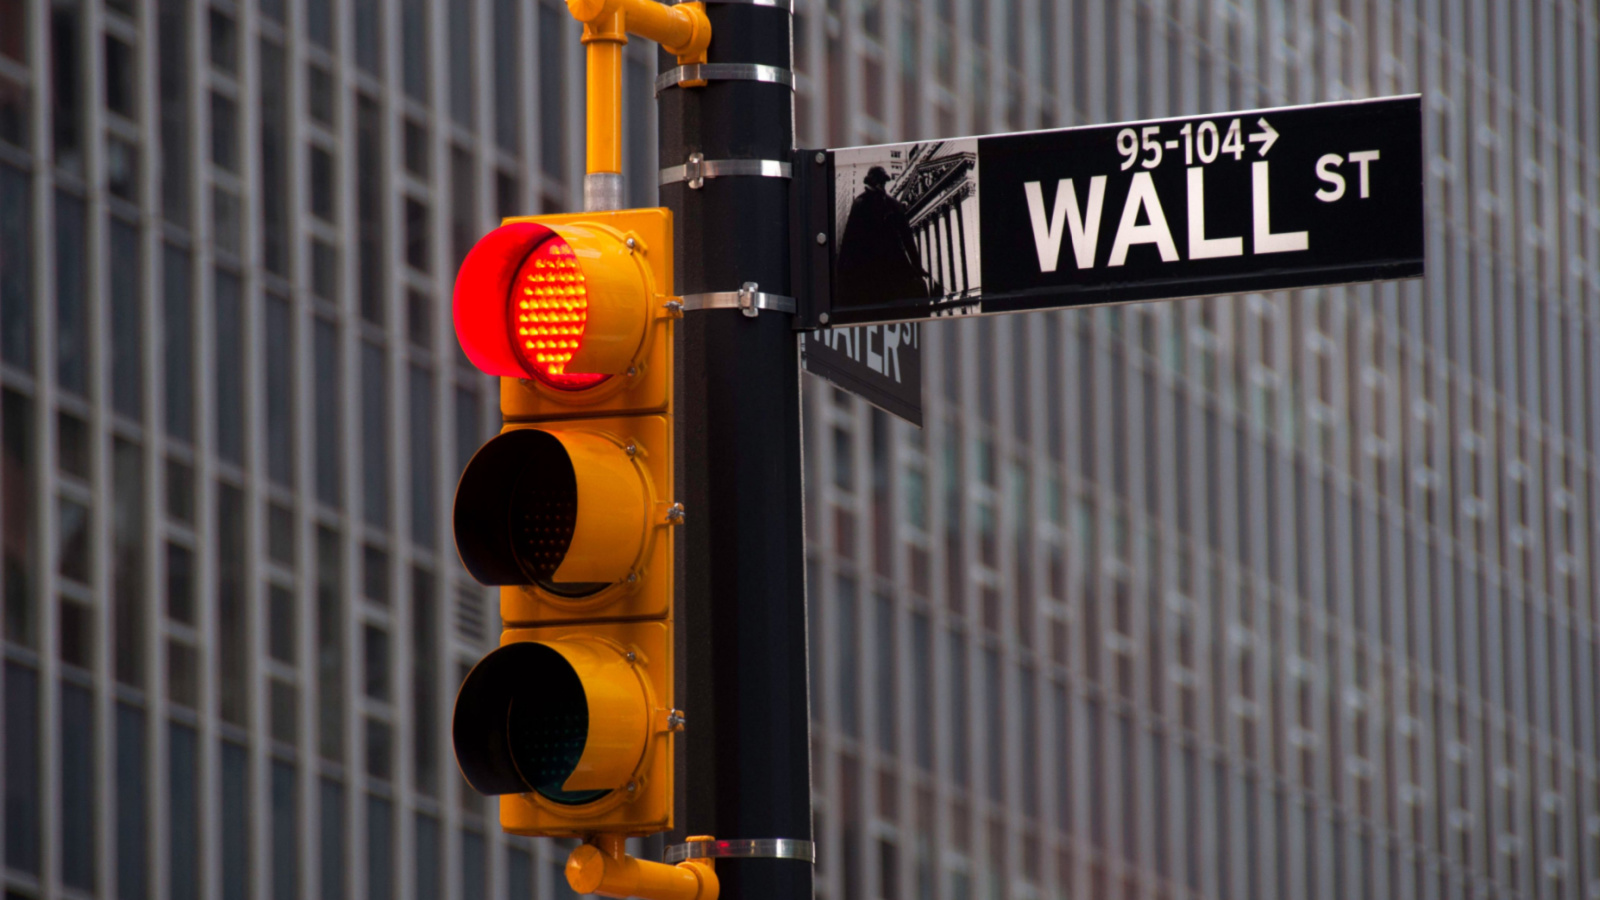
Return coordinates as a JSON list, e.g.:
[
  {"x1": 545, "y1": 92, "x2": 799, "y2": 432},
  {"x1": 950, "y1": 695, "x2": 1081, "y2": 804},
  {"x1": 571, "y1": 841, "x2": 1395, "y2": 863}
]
[{"x1": 835, "y1": 166, "x2": 930, "y2": 308}]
